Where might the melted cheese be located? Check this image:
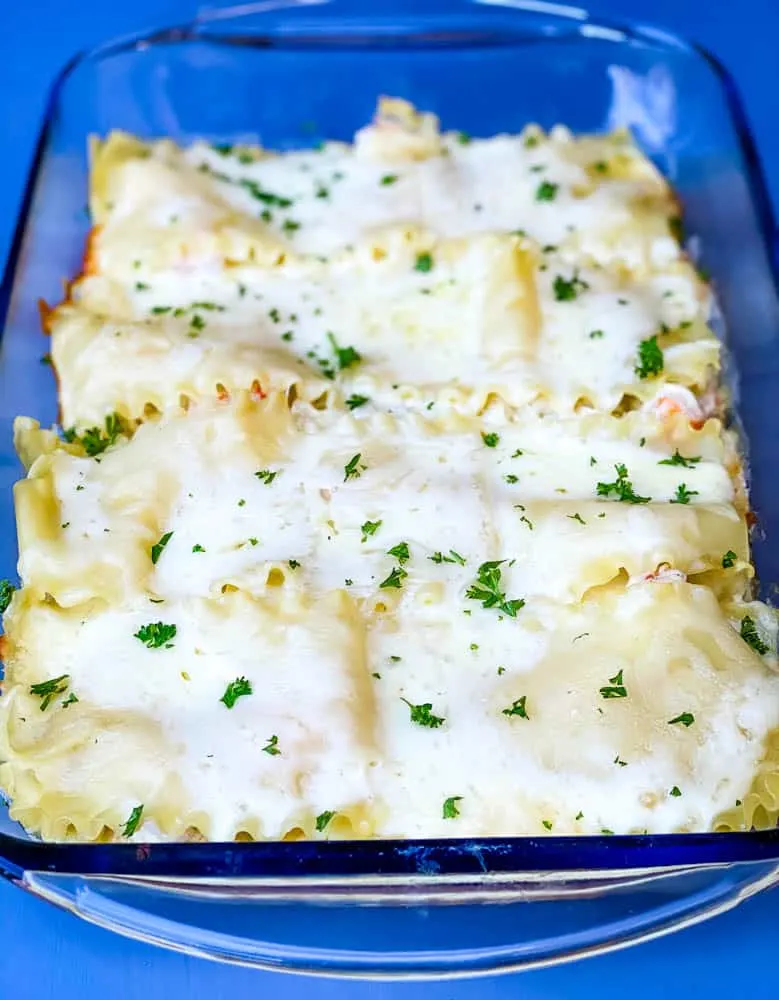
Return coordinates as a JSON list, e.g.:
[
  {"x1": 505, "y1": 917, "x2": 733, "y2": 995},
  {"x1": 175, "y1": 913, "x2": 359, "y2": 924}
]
[{"x1": 2, "y1": 99, "x2": 776, "y2": 844}]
